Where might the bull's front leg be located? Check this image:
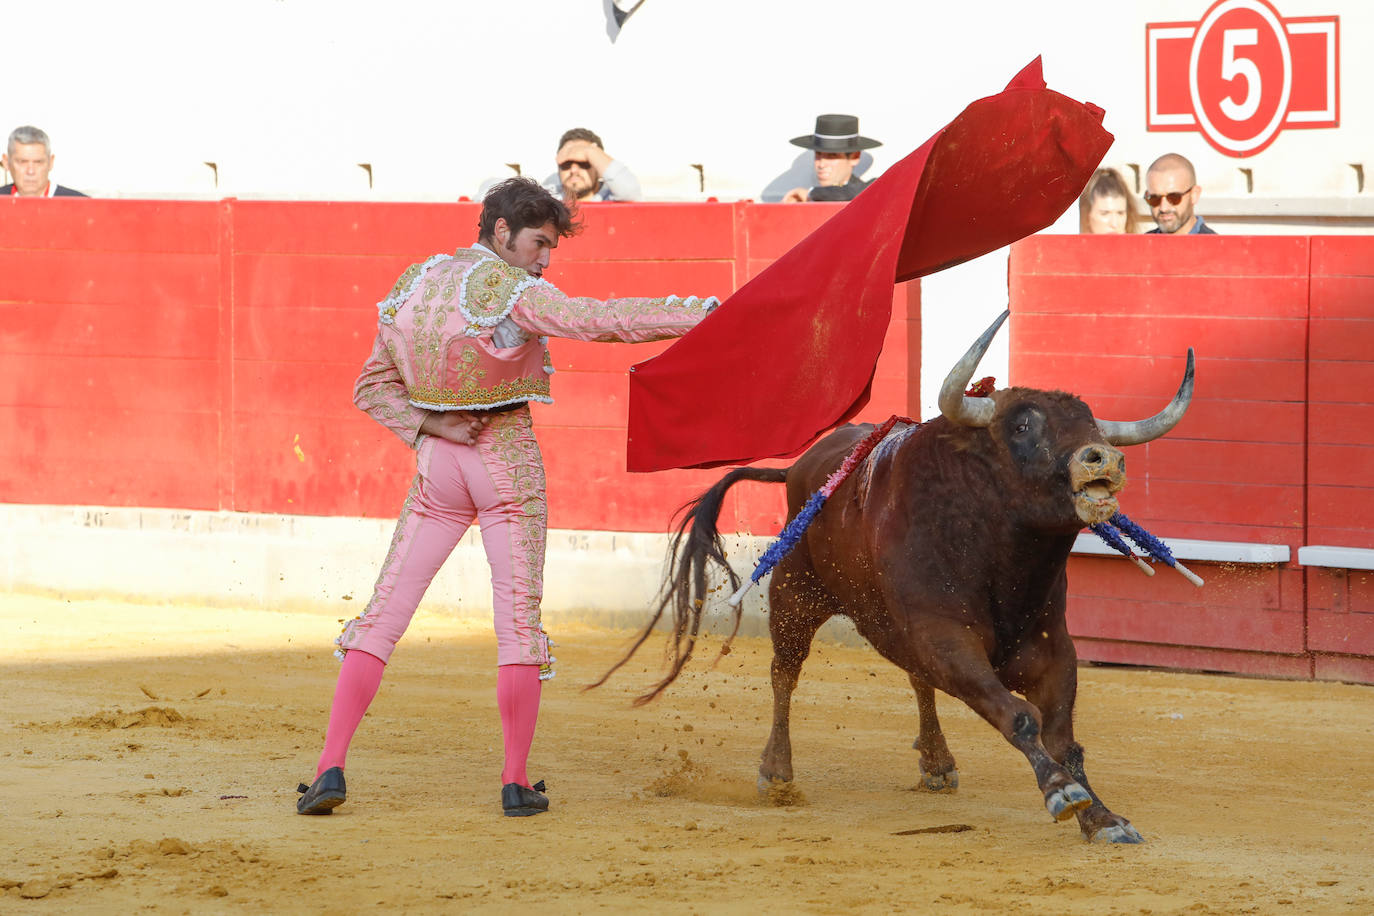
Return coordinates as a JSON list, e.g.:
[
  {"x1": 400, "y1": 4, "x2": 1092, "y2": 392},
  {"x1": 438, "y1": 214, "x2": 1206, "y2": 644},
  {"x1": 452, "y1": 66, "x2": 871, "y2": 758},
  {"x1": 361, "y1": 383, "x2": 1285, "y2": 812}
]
[
  {"x1": 915, "y1": 623, "x2": 1092, "y2": 824},
  {"x1": 909, "y1": 674, "x2": 958, "y2": 791},
  {"x1": 1016, "y1": 626, "x2": 1145, "y2": 844}
]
